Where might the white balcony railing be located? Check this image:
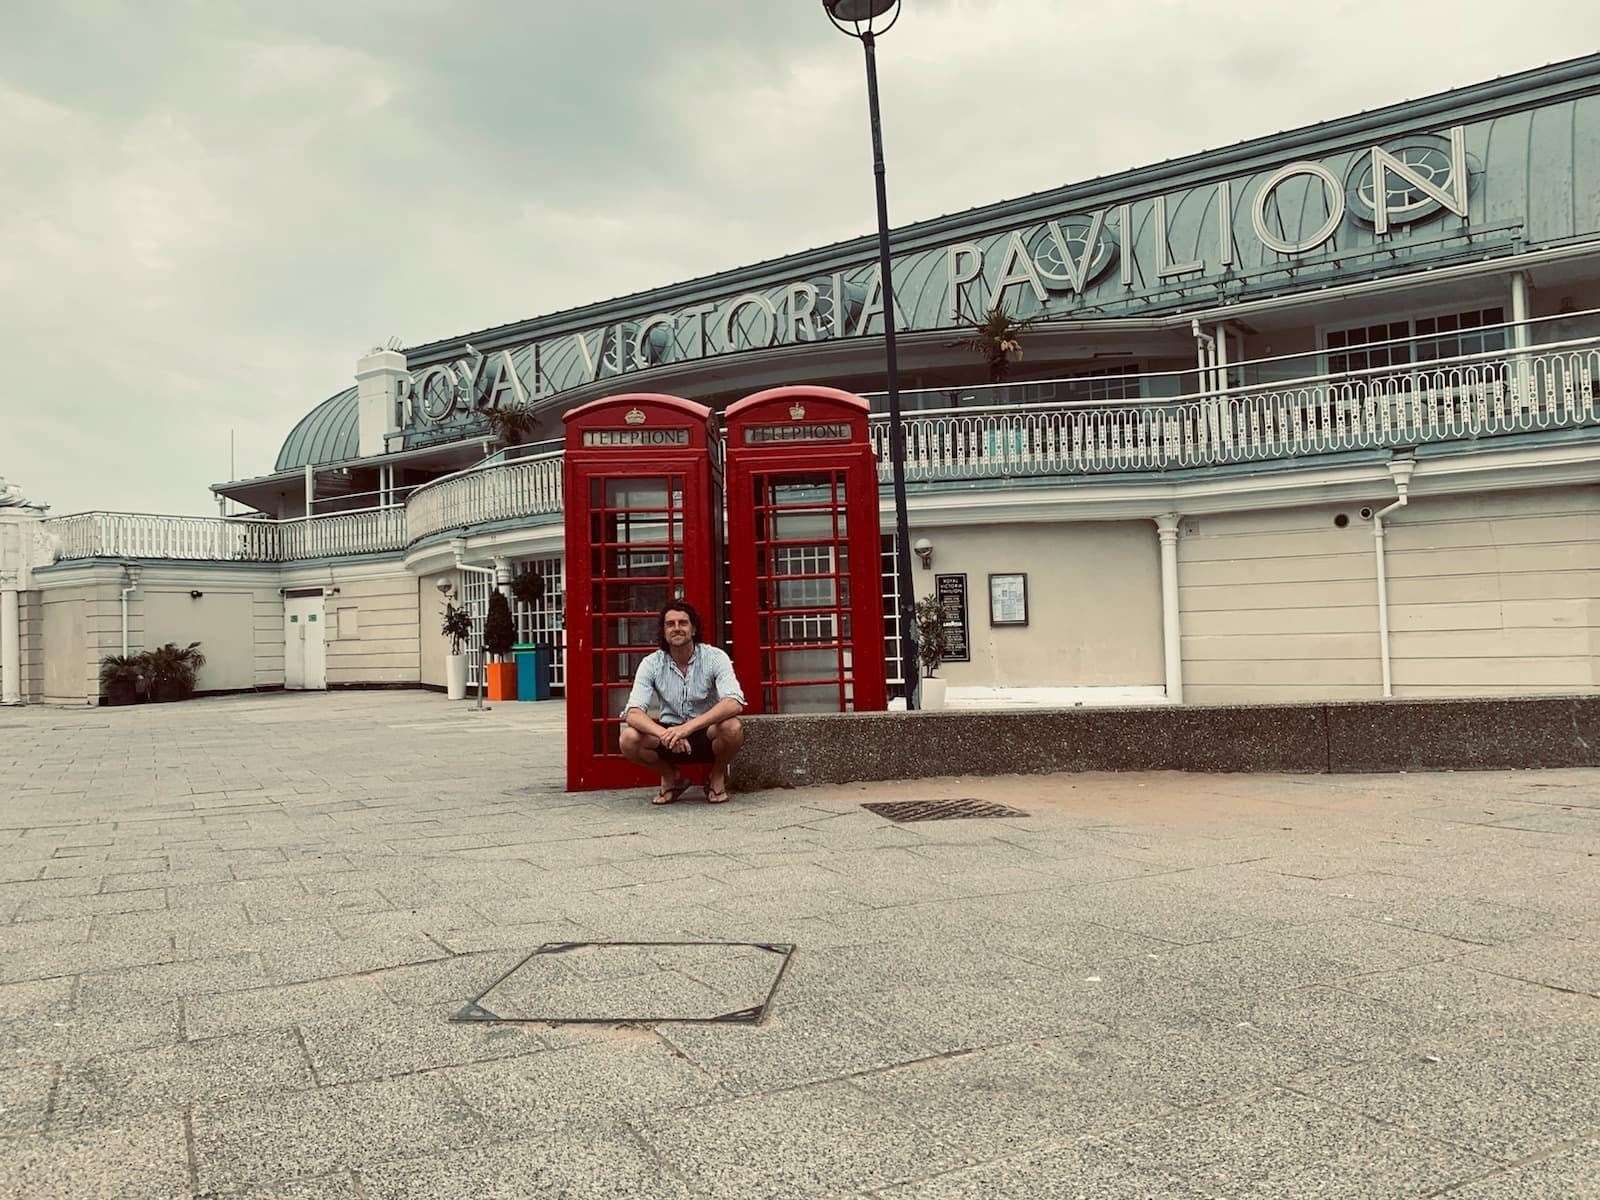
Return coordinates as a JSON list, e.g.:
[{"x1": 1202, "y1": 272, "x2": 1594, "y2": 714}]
[
  {"x1": 44, "y1": 336, "x2": 1600, "y2": 565},
  {"x1": 404, "y1": 451, "x2": 564, "y2": 546},
  {"x1": 45, "y1": 512, "x2": 284, "y2": 562},
  {"x1": 46, "y1": 507, "x2": 405, "y2": 564},
  {"x1": 868, "y1": 337, "x2": 1600, "y2": 482}
]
